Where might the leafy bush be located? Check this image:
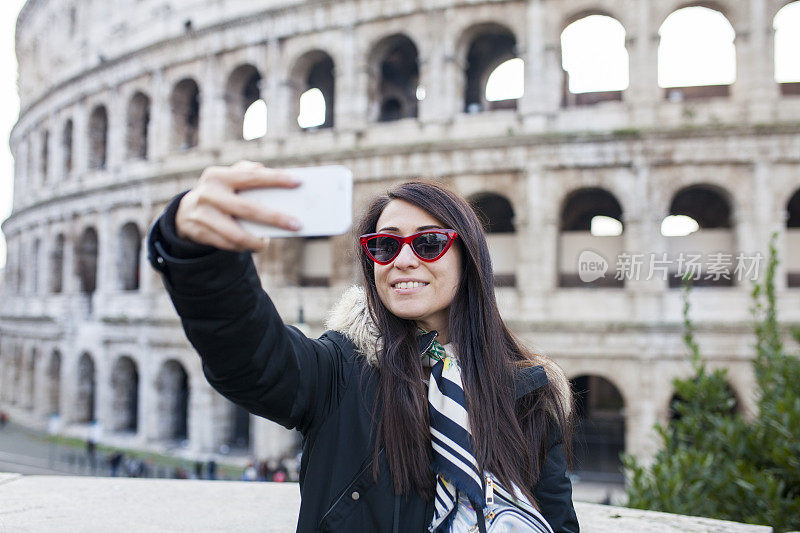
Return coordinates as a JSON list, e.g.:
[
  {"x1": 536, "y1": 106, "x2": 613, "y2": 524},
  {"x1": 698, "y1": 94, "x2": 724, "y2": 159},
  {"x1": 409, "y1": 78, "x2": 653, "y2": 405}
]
[{"x1": 624, "y1": 236, "x2": 800, "y2": 532}]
